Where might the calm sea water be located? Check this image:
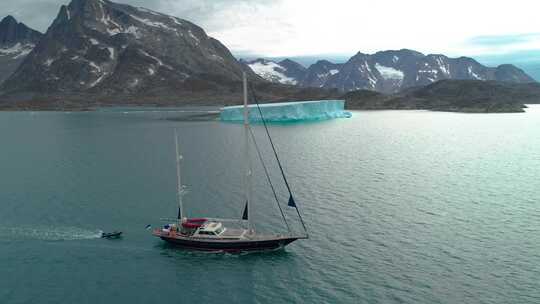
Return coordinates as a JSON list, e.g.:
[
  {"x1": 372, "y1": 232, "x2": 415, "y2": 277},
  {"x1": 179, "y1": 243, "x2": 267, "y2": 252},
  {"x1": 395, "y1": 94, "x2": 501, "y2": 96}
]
[{"x1": 1, "y1": 106, "x2": 539, "y2": 303}]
